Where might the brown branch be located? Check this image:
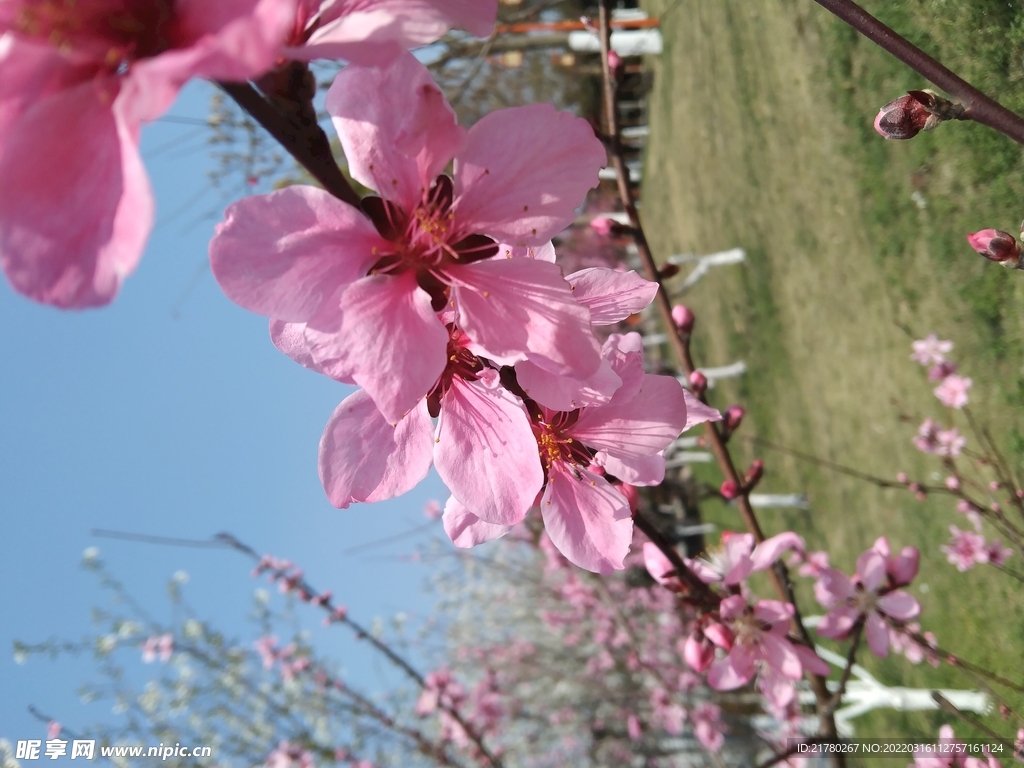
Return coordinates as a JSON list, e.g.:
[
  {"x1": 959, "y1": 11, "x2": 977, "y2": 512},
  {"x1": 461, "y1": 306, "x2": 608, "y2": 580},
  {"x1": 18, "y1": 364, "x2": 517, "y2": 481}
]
[
  {"x1": 812, "y1": 0, "x2": 1024, "y2": 146},
  {"x1": 595, "y1": 2, "x2": 841, "y2": 753},
  {"x1": 217, "y1": 80, "x2": 362, "y2": 209}
]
